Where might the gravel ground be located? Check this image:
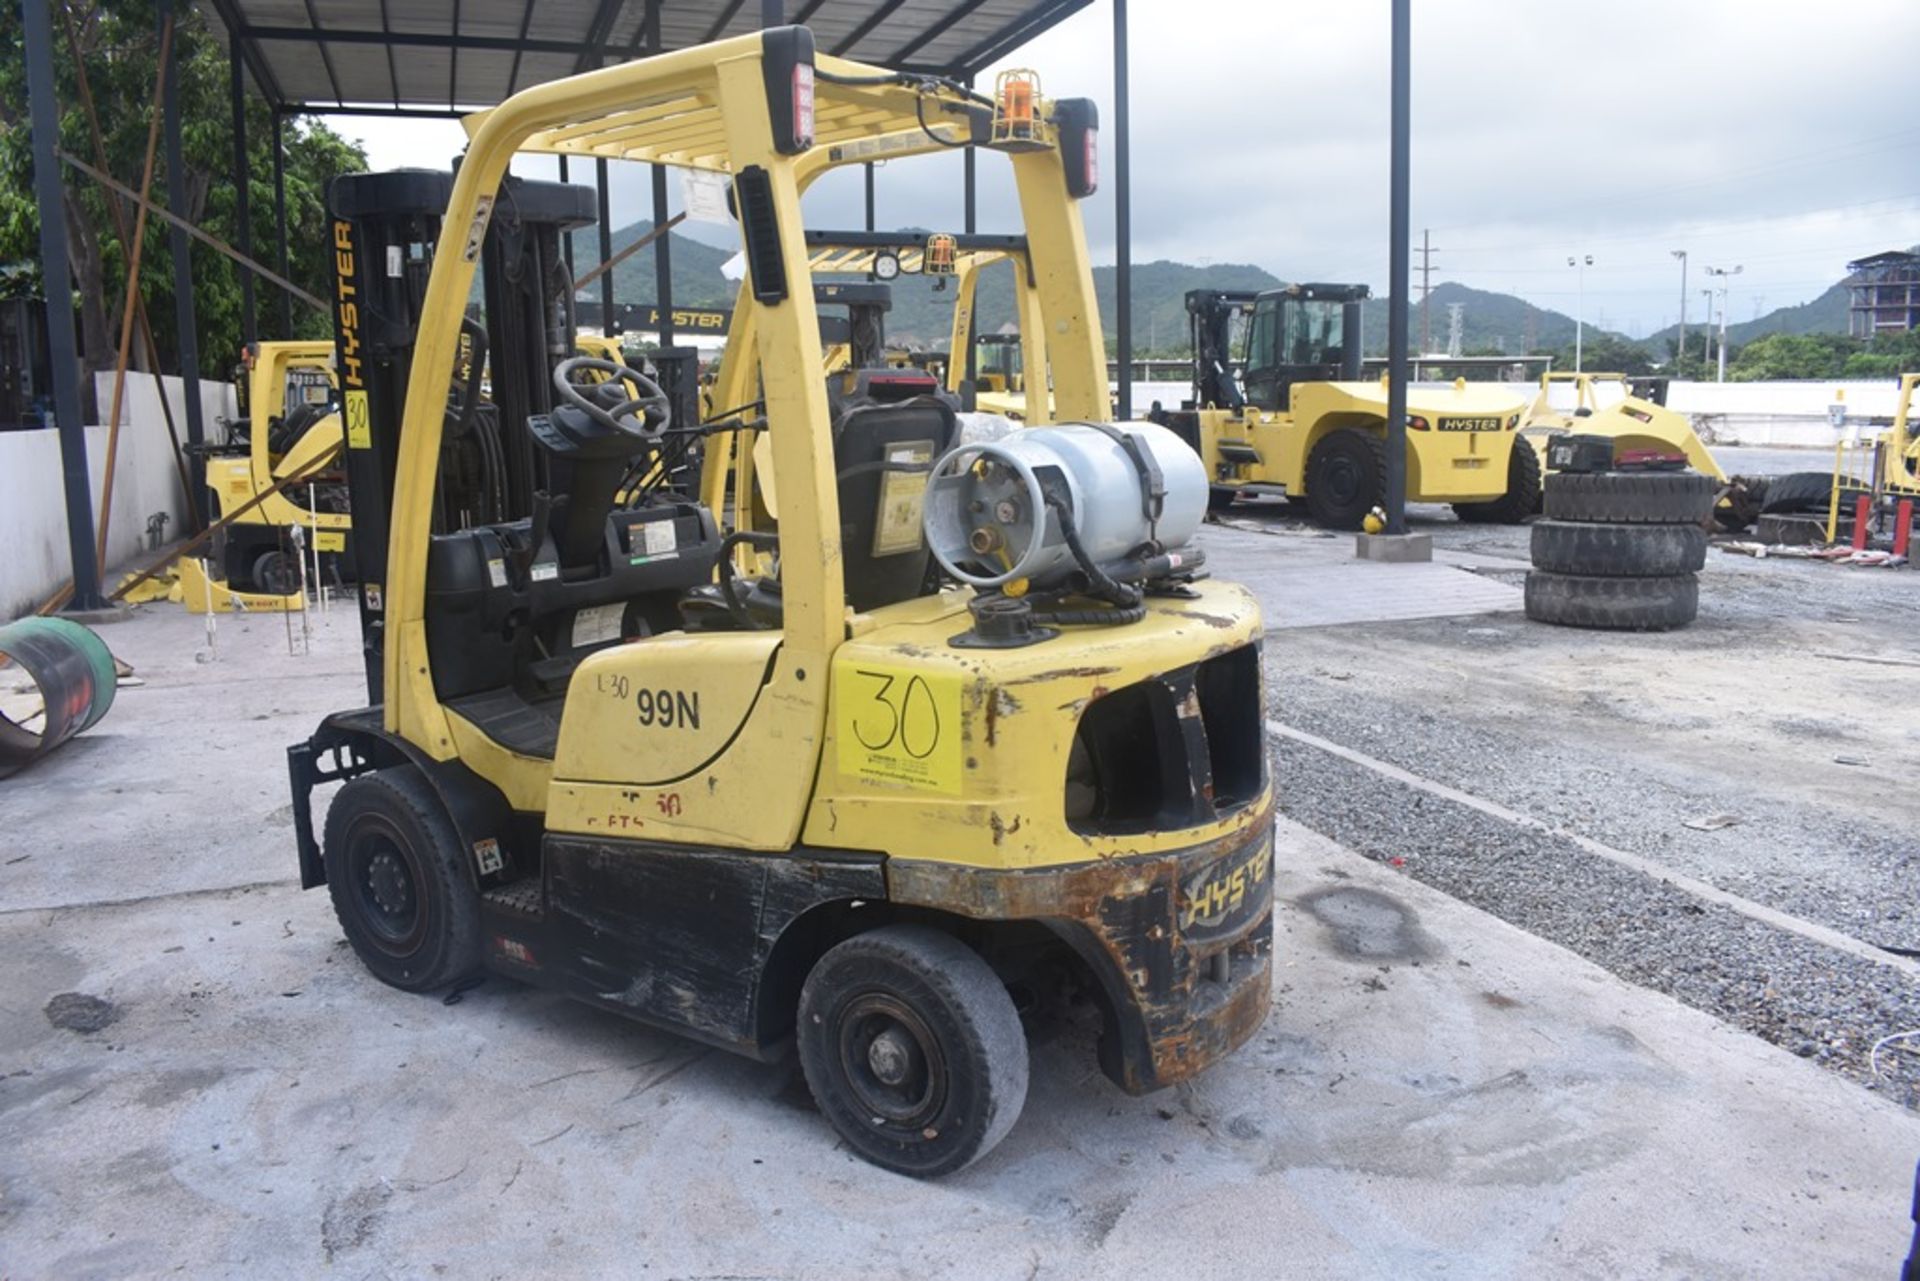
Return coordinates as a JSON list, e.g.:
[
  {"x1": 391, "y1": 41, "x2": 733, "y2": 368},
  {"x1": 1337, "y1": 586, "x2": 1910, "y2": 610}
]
[
  {"x1": 1273, "y1": 743, "x2": 1920, "y2": 1109},
  {"x1": 1256, "y1": 502, "x2": 1920, "y2": 1113}
]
